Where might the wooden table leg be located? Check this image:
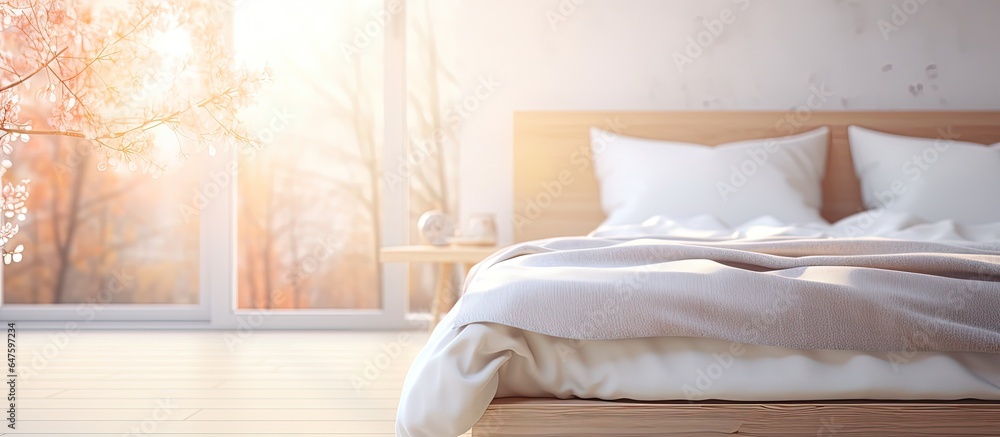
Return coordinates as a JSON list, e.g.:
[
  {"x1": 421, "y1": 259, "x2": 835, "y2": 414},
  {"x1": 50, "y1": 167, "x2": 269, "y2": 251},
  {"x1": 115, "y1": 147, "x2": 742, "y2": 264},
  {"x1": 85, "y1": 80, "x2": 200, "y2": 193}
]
[{"x1": 430, "y1": 263, "x2": 455, "y2": 328}]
